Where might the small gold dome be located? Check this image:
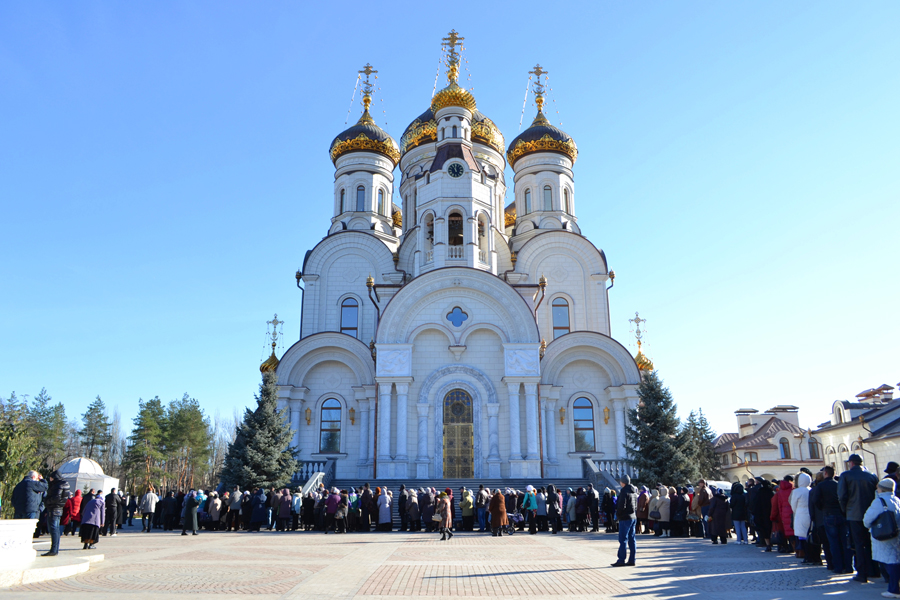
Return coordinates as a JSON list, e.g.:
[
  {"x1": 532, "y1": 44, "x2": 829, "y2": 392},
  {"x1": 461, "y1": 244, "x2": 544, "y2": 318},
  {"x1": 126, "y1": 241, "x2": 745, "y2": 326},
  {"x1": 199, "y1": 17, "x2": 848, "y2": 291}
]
[
  {"x1": 636, "y1": 351, "x2": 654, "y2": 373},
  {"x1": 431, "y1": 81, "x2": 476, "y2": 113},
  {"x1": 504, "y1": 202, "x2": 516, "y2": 227},
  {"x1": 260, "y1": 346, "x2": 279, "y2": 373}
]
